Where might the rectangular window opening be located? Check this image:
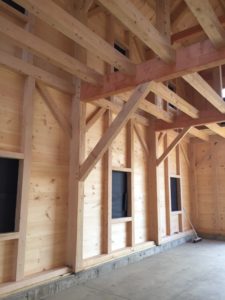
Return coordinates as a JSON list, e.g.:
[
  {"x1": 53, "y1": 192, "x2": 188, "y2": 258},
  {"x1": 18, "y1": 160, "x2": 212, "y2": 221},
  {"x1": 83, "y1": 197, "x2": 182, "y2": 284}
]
[
  {"x1": 1, "y1": 0, "x2": 26, "y2": 14},
  {"x1": 0, "y1": 157, "x2": 19, "y2": 233},
  {"x1": 112, "y1": 171, "x2": 129, "y2": 219},
  {"x1": 168, "y1": 82, "x2": 177, "y2": 110},
  {"x1": 114, "y1": 42, "x2": 128, "y2": 72},
  {"x1": 170, "y1": 177, "x2": 181, "y2": 212}
]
